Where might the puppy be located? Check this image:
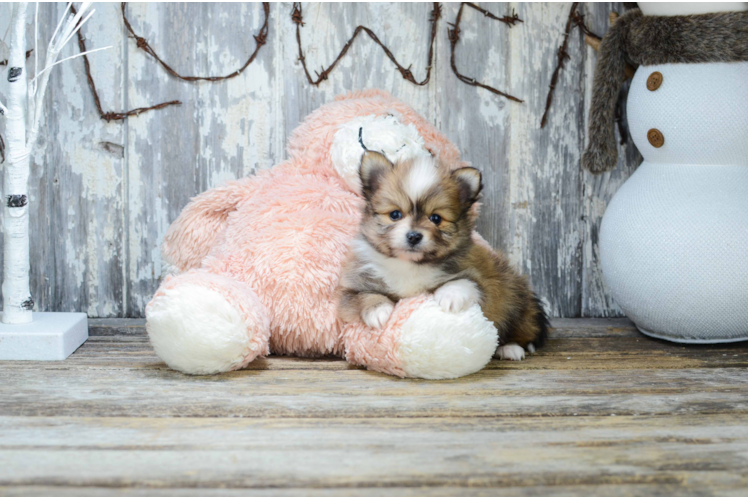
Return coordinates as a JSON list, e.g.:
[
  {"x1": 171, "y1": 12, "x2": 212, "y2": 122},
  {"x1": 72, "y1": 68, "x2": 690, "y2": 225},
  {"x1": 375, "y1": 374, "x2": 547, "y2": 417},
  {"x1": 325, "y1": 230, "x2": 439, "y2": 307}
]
[{"x1": 336, "y1": 150, "x2": 549, "y2": 360}]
